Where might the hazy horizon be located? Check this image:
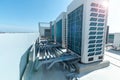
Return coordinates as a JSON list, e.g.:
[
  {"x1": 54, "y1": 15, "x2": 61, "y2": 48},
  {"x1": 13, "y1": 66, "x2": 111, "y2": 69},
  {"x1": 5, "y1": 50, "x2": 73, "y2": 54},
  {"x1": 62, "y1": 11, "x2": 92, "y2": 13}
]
[{"x1": 0, "y1": 0, "x2": 120, "y2": 33}]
